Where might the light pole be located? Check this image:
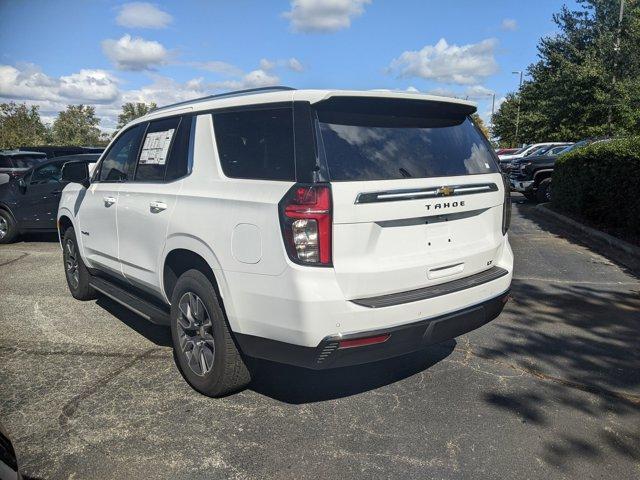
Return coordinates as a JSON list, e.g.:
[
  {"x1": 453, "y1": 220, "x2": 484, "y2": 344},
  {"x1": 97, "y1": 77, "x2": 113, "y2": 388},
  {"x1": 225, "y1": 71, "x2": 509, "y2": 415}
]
[
  {"x1": 487, "y1": 92, "x2": 496, "y2": 135},
  {"x1": 512, "y1": 71, "x2": 523, "y2": 147}
]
